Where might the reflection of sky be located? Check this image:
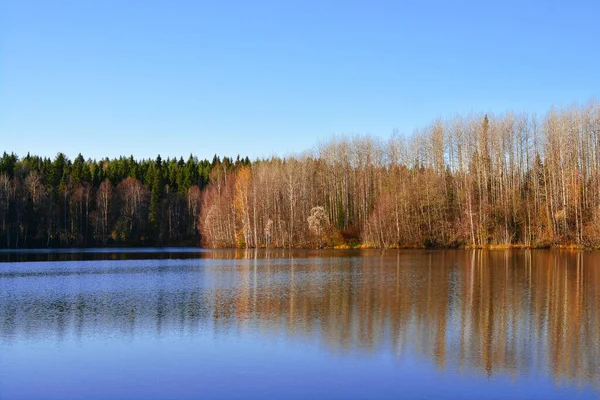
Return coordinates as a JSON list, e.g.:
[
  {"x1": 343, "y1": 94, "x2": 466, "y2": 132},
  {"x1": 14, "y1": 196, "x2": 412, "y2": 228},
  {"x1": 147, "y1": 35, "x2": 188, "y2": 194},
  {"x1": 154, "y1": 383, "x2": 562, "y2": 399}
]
[
  {"x1": 0, "y1": 251, "x2": 599, "y2": 399},
  {"x1": 4, "y1": 332, "x2": 594, "y2": 400}
]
